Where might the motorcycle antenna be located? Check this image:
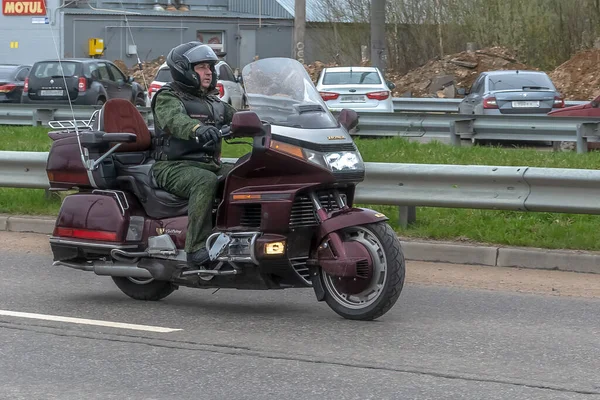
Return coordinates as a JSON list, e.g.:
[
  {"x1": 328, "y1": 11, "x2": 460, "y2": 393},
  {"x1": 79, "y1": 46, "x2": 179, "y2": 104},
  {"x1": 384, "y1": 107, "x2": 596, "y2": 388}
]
[
  {"x1": 118, "y1": 0, "x2": 149, "y2": 92},
  {"x1": 43, "y1": 0, "x2": 87, "y2": 169}
]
